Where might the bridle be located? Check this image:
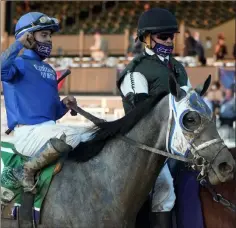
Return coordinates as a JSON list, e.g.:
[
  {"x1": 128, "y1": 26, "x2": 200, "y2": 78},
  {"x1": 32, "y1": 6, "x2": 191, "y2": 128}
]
[
  {"x1": 118, "y1": 127, "x2": 226, "y2": 183},
  {"x1": 119, "y1": 93, "x2": 235, "y2": 213},
  {"x1": 119, "y1": 132, "x2": 226, "y2": 181},
  {"x1": 70, "y1": 102, "x2": 235, "y2": 213},
  {"x1": 183, "y1": 118, "x2": 227, "y2": 180},
  {"x1": 166, "y1": 91, "x2": 227, "y2": 180},
  {"x1": 70, "y1": 95, "x2": 227, "y2": 179}
]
